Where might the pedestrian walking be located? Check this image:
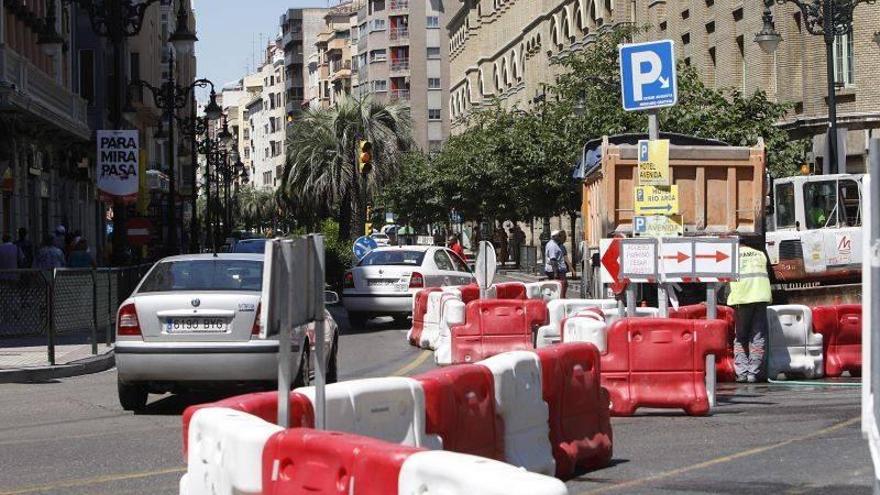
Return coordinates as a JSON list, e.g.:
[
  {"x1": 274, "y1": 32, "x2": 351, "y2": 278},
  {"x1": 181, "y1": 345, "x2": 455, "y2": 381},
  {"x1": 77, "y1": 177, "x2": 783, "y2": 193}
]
[
  {"x1": 33, "y1": 235, "x2": 66, "y2": 269},
  {"x1": 447, "y1": 234, "x2": 466, "y2": 262},
  {"x1": 52, "y1": 225, "x2": 67, "y2": 251},
  {"x1": 510, "y1": 225, "x2": 525, "y2": 268},
  {"x1": 67, "y1": 238, "x2": 96, "y2": 268},
  {"x1": 494, "y1": 228, "x2": 508, "y2": 267},
  {"x1": 544, "y1": 230, "x2": 575, "y2": 298},
  {"x1": 726, "y1": 238, "x2": 773, "y2": 383},
  {"x1": 15, "y1": 228, "x2": 34, "y2": 268},
  {"x1": 0, "y1": 233, "x2": 24, "y2": 270}
]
